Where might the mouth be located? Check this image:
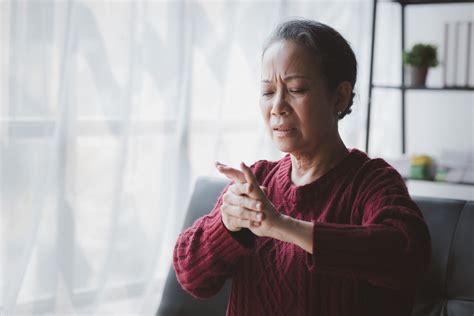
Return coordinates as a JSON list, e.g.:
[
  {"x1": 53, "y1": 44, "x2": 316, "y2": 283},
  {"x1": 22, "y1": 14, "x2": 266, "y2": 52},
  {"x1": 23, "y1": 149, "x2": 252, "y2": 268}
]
[{"x1": 272, "y1": 126, "x2": 297, "y2": 137}]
